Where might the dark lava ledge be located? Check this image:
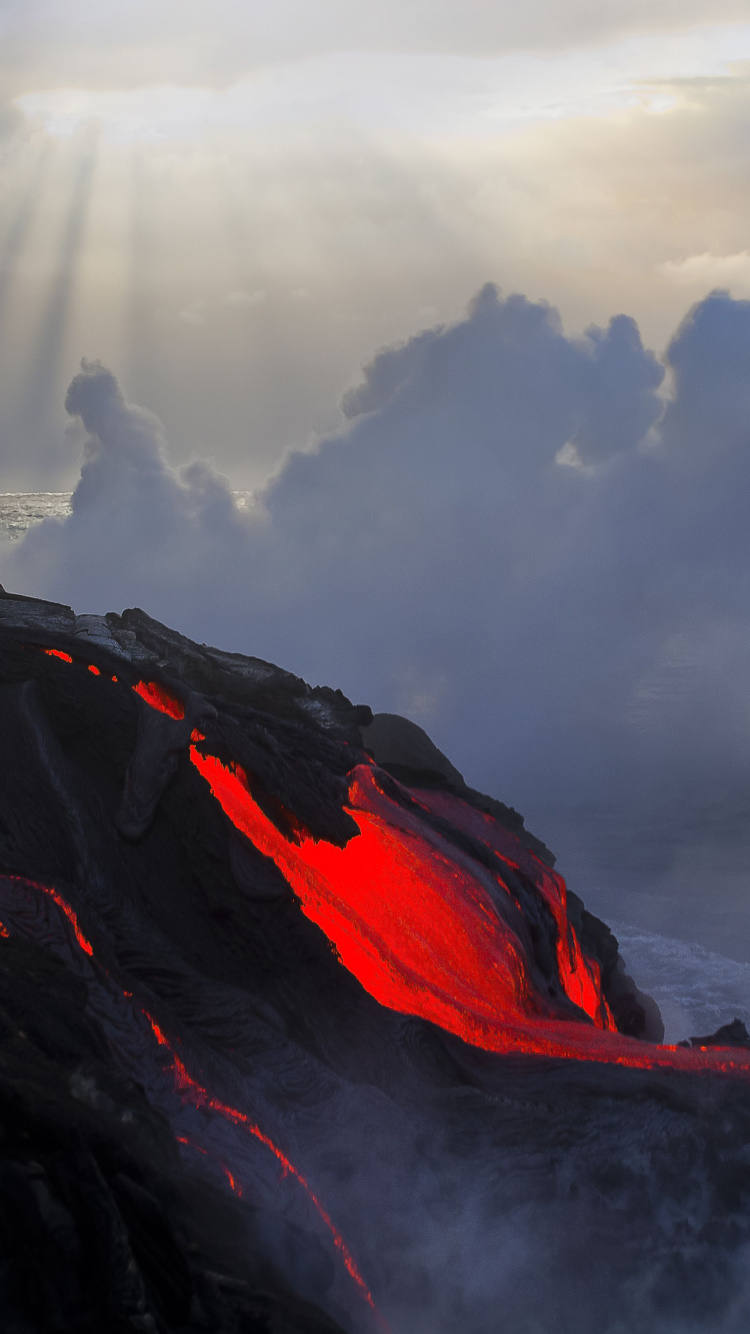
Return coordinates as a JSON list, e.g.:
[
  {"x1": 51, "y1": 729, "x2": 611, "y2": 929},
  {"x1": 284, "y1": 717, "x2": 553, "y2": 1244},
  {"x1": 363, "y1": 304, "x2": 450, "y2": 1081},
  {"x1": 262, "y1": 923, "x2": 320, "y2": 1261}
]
[{"x1": 0, "y1": 585, "x2": 749, "y2": 1334}]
